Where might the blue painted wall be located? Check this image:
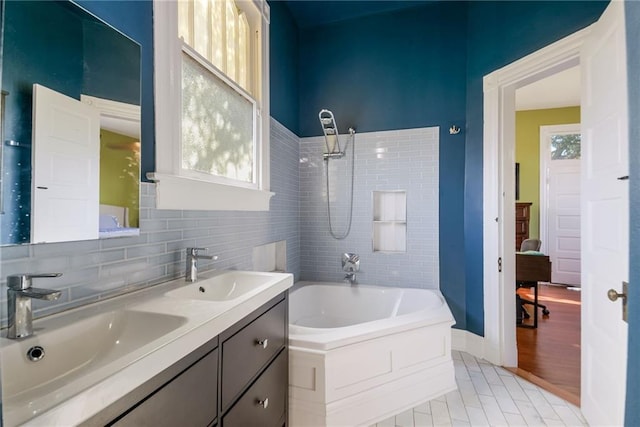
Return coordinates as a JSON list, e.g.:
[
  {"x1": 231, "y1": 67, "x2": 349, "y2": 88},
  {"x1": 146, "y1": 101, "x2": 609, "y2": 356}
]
[
  {"x1": 269, "y1": 1, "x2": 299, "y2": 135},
  {"x1": 297, "y1": 1, "x2": 469, "y2": 329},
  {"x1": 297, "y1": 1, "x2": 468, "y2": 137},
  {"x1": 625, "y1": 1, "x2": 640, "y2": 424},
  {"x1": 82, "y1": 19, "x2": 141, "y2": 106},
  {"x1": 296, "y1": 0, "x2": 607, "y2": 335}
]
